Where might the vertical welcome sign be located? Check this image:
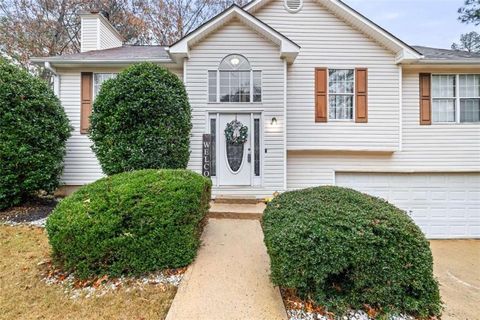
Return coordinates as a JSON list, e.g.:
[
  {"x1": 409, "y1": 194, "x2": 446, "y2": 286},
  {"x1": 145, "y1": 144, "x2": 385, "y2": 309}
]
[{"x1": 202, "y1": 134, "x2": 212, "y2": 177}]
